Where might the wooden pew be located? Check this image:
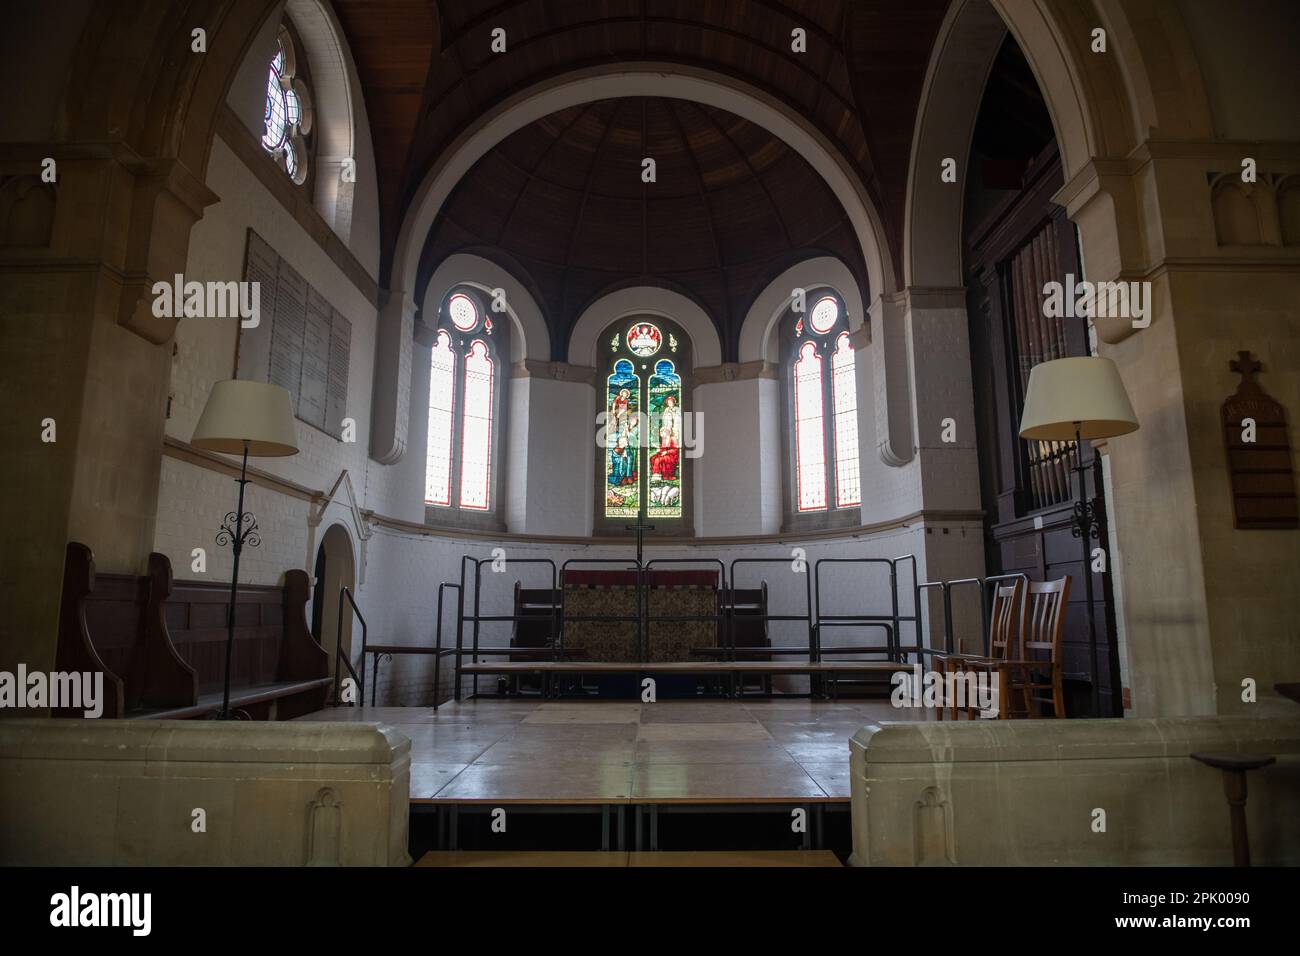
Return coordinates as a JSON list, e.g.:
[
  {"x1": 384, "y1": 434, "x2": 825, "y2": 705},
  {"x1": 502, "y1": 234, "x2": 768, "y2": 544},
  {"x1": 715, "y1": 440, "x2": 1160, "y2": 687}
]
[{"x1": 56, "y1": 541, "x2": 331, "y2": 720}]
